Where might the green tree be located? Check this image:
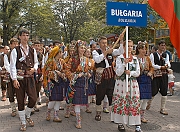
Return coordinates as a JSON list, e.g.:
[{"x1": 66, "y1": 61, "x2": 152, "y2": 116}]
[
  {"x1": 21, "y1": 0, "x2": 60, "y2": 42},
  {"x1": 0, "y1": 0, "x2": 25, "y2": 45},
  {"x1": 53, "y1": 0, "x2": 89, "y2": 43}
]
